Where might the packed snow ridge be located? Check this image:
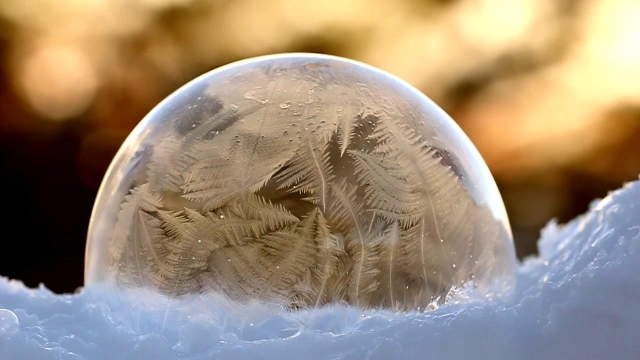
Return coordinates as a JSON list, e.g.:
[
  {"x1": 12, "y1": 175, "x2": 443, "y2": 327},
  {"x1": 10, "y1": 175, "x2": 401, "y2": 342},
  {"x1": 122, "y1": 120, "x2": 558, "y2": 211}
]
[{"x1": 1, "y1": 179, "x2": 639, "y2": 360}]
